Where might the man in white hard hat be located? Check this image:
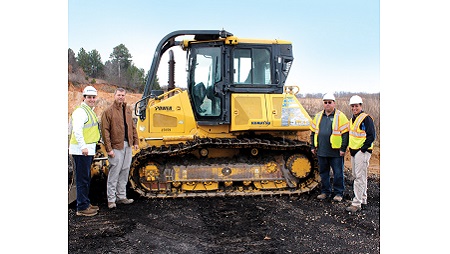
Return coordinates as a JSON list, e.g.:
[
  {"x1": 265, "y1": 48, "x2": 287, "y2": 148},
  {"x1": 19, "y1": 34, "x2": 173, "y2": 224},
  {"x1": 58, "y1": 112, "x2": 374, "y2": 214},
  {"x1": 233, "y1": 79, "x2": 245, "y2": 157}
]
[
  {"x1": 310, "y1": 93, "x2": 349, "y2": 202},
  {"x1": 69, "y1": 86, "x2": 101, "y2": 216},
  {"x1": 346, "y1": 95, "x2": 376, "y2": 213}
]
